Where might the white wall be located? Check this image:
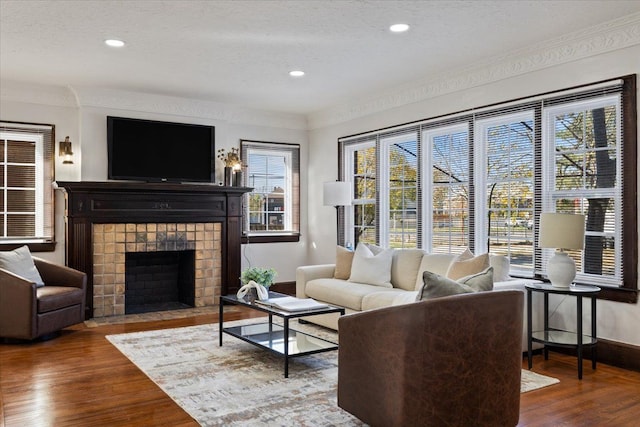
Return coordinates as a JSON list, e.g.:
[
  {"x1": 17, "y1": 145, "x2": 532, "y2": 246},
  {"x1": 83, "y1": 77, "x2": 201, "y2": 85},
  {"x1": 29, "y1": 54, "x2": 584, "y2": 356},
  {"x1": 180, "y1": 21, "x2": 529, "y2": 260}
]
[
  {"x1": 307, "y1": 45, "x2": 640, "y2": 346},
  {"x1": 0, "y1": 82, "x2": 309, "y2": 282}
]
